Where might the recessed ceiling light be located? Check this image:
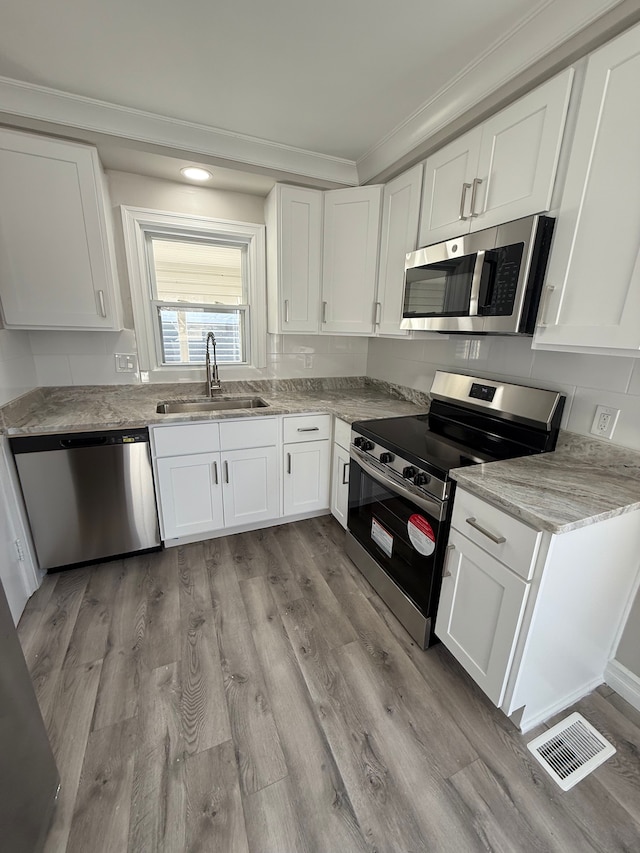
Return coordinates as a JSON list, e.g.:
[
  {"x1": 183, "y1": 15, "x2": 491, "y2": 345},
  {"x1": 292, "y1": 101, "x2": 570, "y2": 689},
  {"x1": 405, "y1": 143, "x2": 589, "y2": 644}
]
[{"x1": 180, "y1": 166, "x2": 213, "y2": 182}]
